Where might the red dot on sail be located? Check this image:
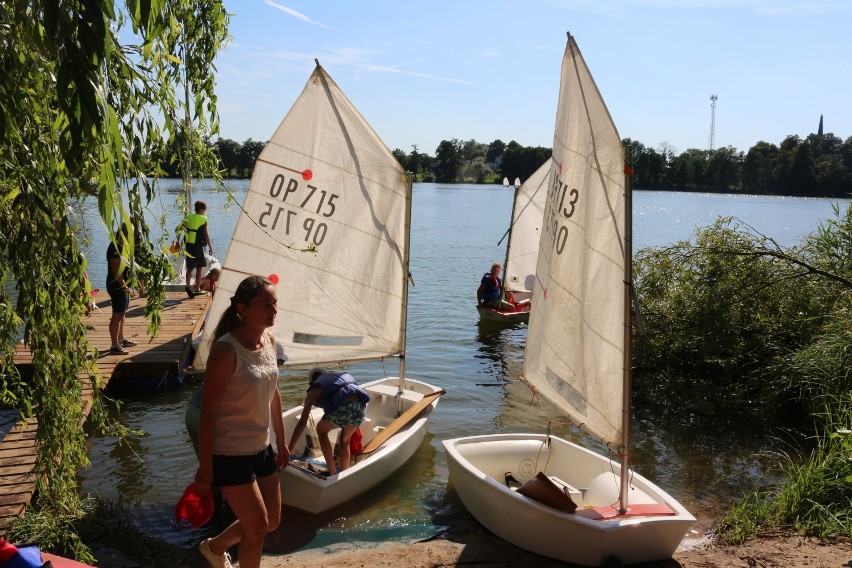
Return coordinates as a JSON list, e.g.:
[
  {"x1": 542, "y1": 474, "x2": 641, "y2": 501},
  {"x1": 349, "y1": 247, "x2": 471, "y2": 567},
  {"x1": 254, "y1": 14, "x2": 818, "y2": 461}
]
[
  {"x1": 268, "y1": 274, "x2": 280, "y2": 285},
  {"x1": 302, "y1": 169, "x2": 313, "y2": 181}
]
